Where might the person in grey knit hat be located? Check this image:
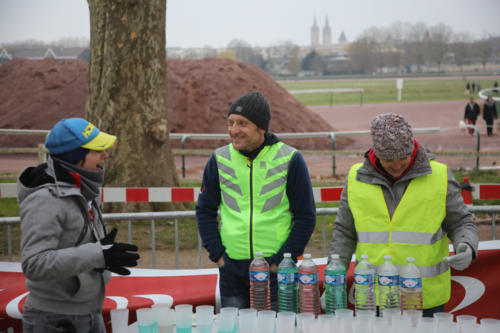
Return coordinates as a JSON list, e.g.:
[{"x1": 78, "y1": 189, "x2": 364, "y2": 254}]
[
  {"x1": 329, "y1": 113, "x2": 478, "y2": 317},
  {"x1": 197, "y1": 91, "x2": 316, "y2": 310}
]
